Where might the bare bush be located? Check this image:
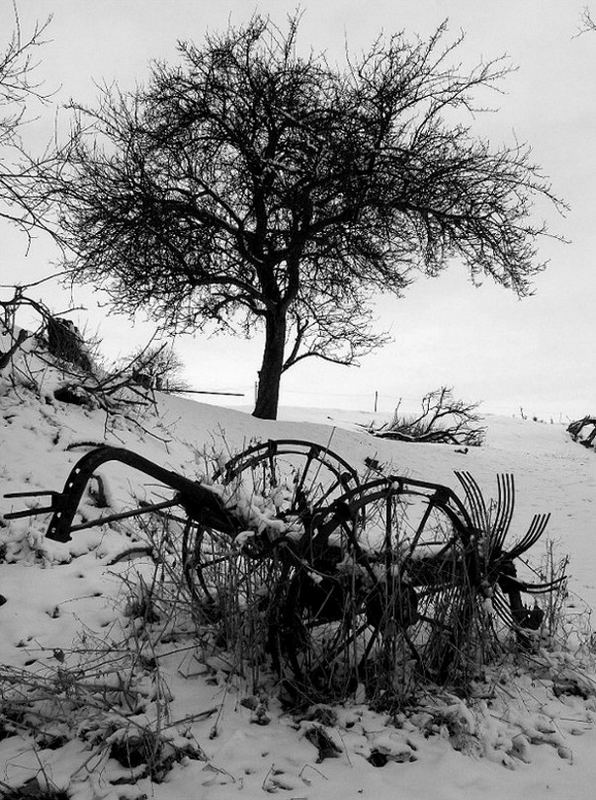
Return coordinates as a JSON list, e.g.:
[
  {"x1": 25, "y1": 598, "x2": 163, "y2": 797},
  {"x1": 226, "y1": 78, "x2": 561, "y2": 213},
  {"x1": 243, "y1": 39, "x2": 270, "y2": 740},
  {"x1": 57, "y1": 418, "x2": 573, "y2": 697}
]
[
  {"x1": 0, "y1": 288, "x2": 172, "y2": 451},
  {"x1": 126, "y1": 343, "x2": 190, "y2": 392},
  {"x1": 567, "y1": 416, "x2": 596, "y2": 450},
  {"x1": 369, "y1": 387, "x2": 485, "y2": 446},
  {"x1": 0, "y1": 288, "x2": 94, "y2": 380}
]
